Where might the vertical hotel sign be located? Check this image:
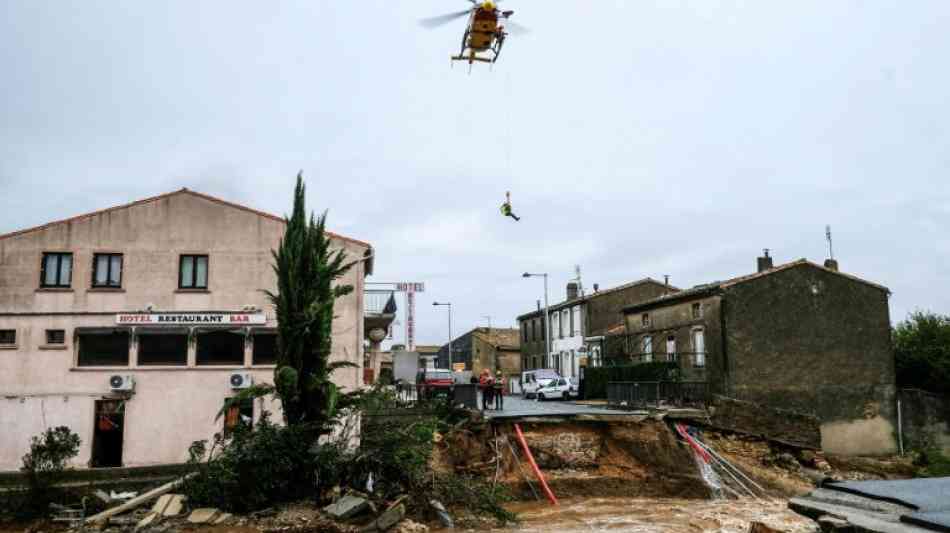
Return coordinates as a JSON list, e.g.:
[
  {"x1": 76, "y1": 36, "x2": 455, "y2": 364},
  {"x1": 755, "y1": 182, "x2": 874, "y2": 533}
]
[
  {"x1": 395, "y1": 282, "x2": 424, "y2": 352},
  {"x1": 116, "y1": 313, "x2": 267, "y2": 325}
]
